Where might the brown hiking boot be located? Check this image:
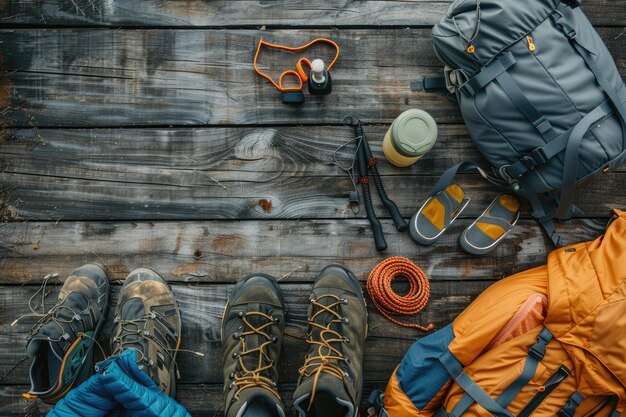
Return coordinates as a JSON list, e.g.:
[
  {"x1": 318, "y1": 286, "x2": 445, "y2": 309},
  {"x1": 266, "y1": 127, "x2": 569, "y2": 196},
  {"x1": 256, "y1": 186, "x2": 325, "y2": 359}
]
[
  {"x1": 110, "y1": 268, "x2": 181, "y2": 396},
  {"x1": 24, "y1": 264, "x2": 110, "y2": 403},
  {"x1": 293, "y1": 265, "x2": 368, "y2": 417},
  {"x1": 221, "y1": 274, "x2": 287, "y2": 417}
]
